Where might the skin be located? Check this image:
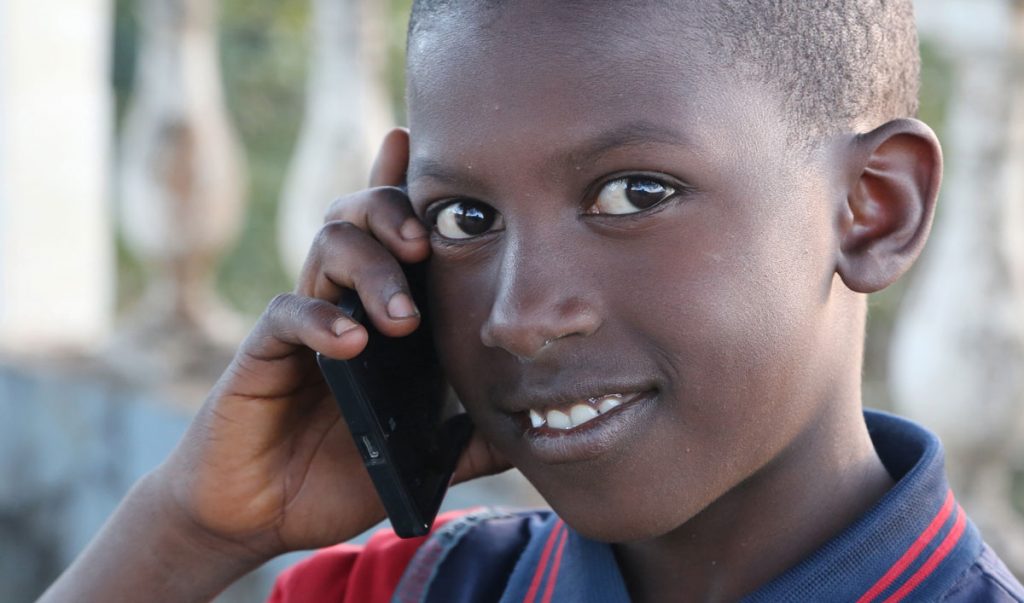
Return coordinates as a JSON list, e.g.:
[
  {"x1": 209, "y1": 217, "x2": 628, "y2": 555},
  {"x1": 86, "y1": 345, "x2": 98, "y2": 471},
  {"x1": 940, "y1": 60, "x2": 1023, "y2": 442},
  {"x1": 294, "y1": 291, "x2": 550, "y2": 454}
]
[{"x1": 42, "y1": 1, "x2": 941, "y2": 602}]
